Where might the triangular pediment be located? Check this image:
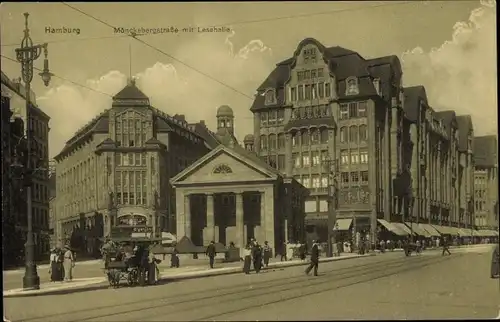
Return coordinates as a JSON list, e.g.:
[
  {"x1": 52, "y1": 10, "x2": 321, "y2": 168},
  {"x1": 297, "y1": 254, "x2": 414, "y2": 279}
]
[{"x1": 170, "y1": 145, "x2": 279, "y2": 186}]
